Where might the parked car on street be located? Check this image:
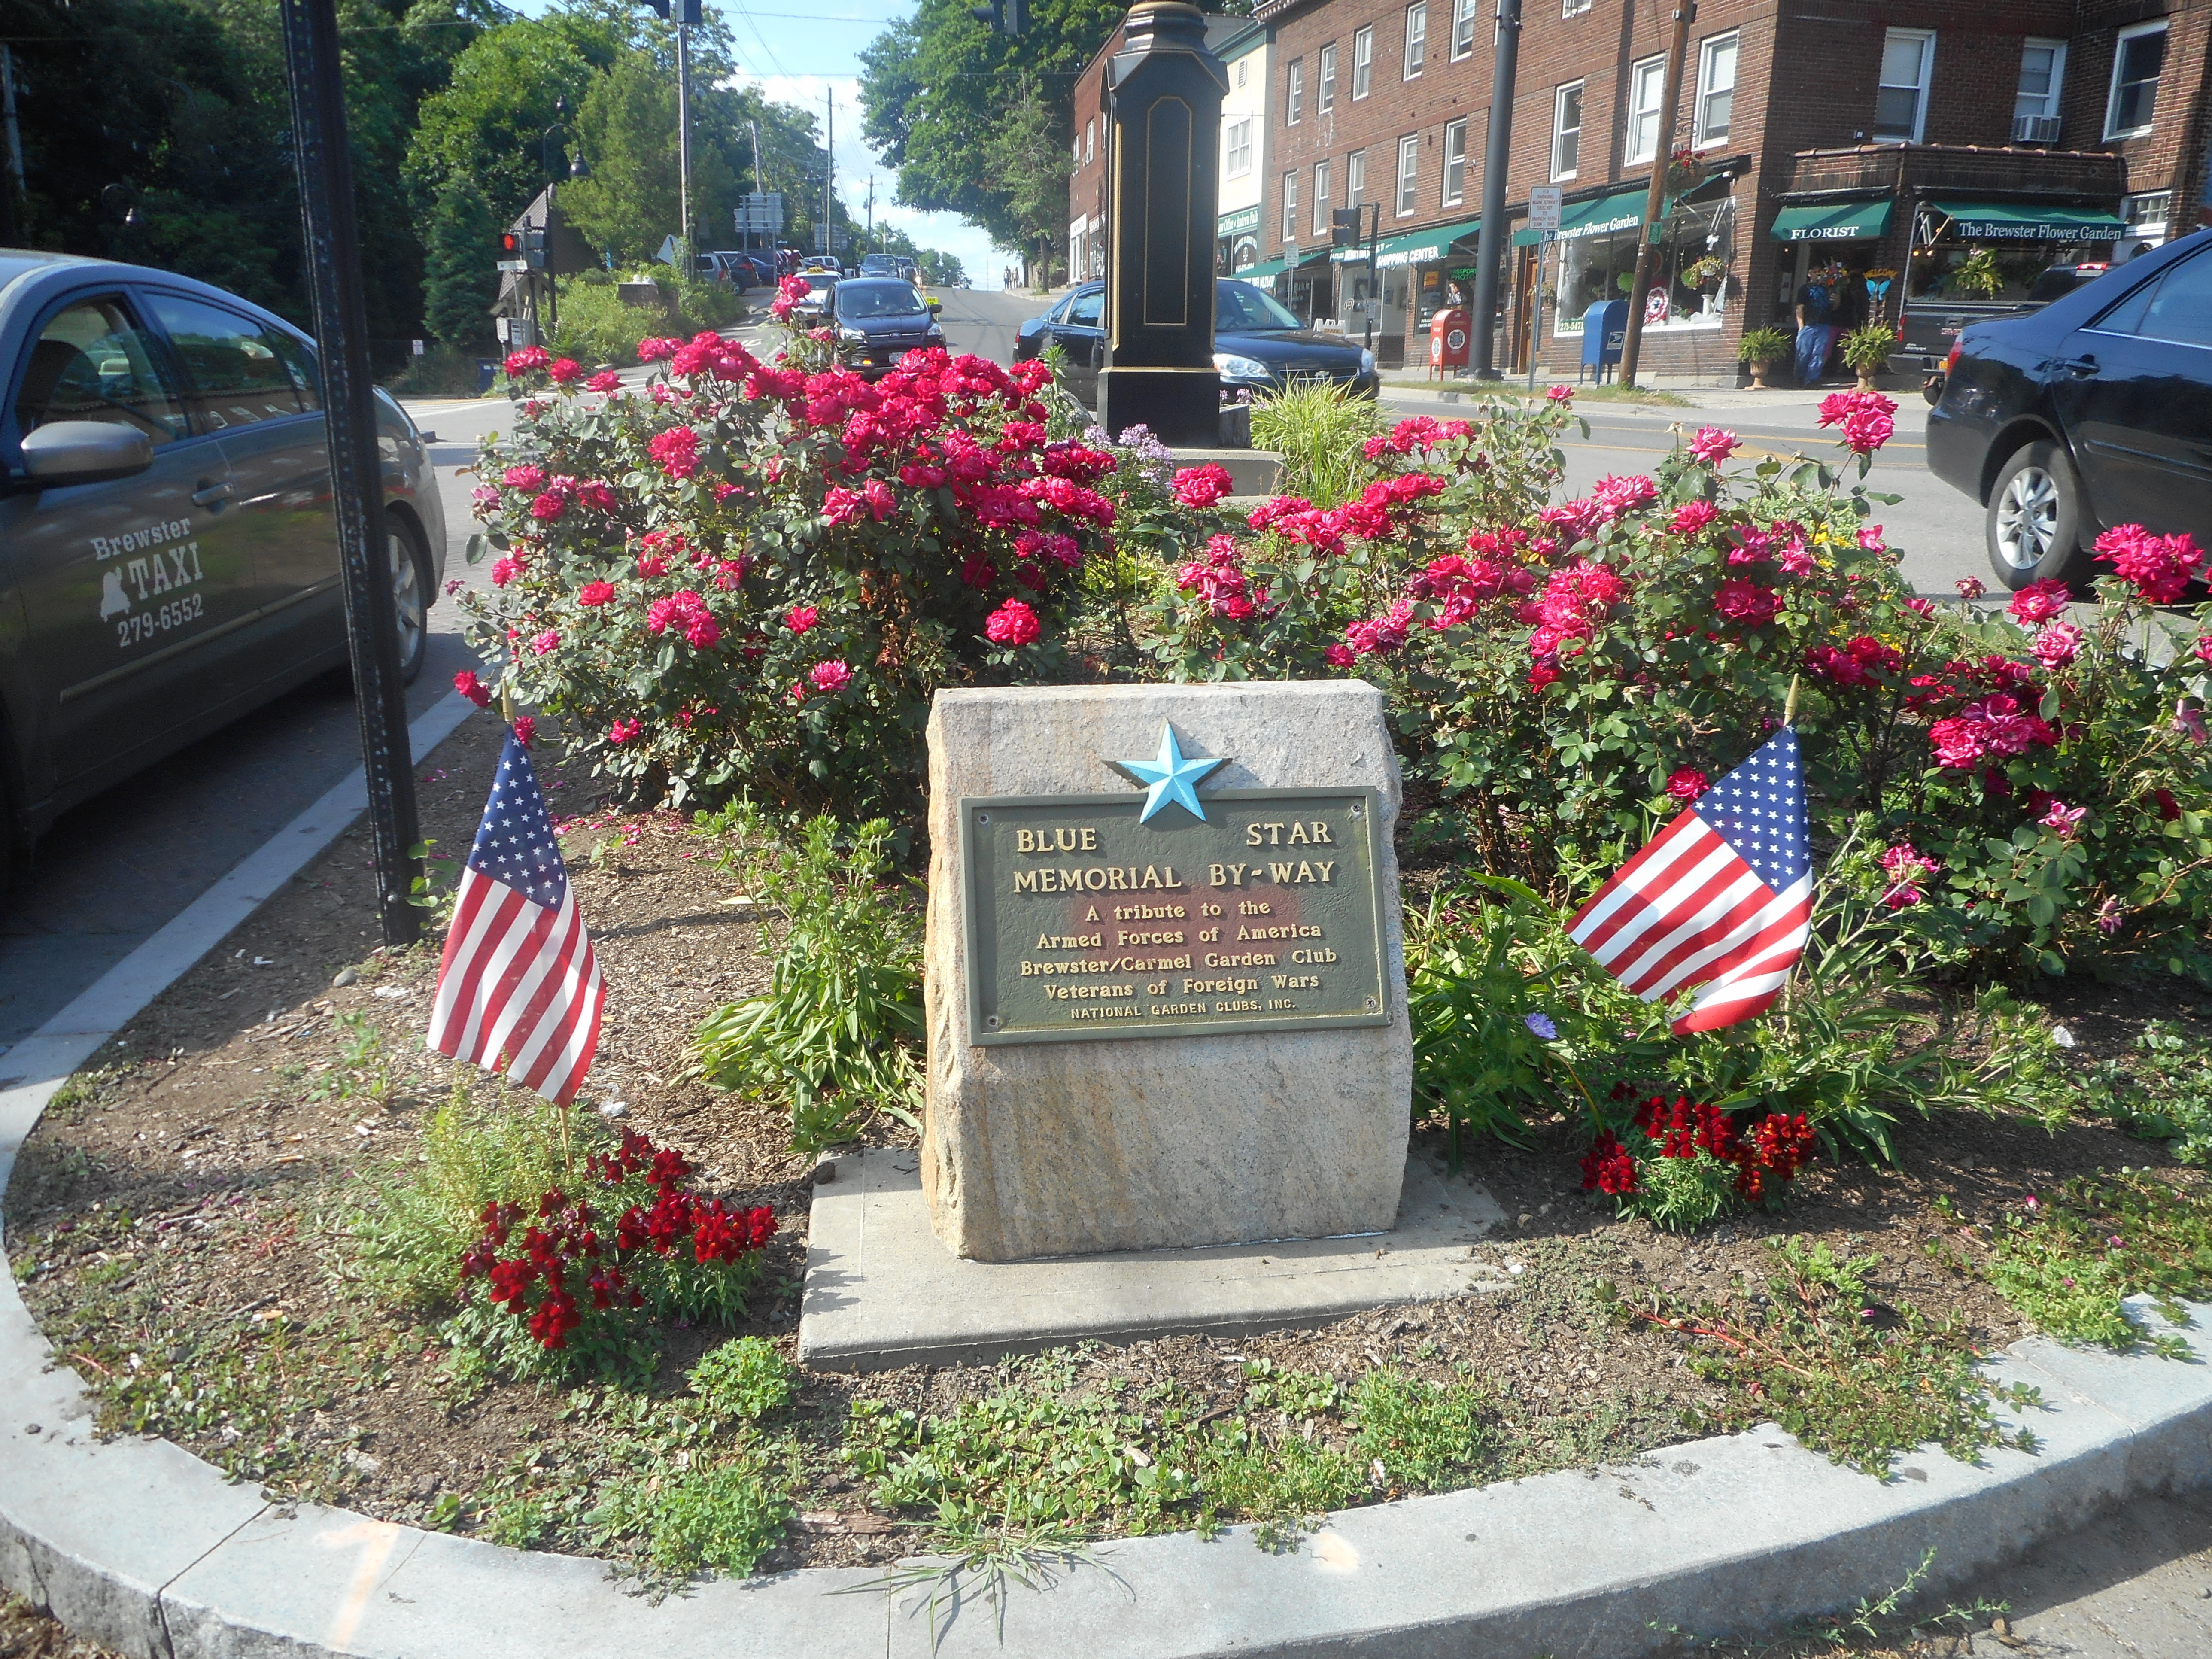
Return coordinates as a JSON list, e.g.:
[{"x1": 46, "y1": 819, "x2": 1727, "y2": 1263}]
[
  {"x1": 0, "y1": 250, "x2": 444, "y2": 871},
  {"x1": 1012, "y1": 279, "x2": 1378, "y2": 409},
  {"x1": 831, "y1": 279, "x2": 946, "y2": 377},
  {"x1": 1925, "y1": 230, "x2": 2212, "y2": 589}
]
